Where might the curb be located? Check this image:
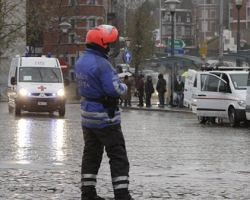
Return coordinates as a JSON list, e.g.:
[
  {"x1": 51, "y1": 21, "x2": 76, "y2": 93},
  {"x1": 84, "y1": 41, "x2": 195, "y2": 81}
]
[
  {"x1": 120, "y1": 105, "x2": 193, "y2": 114},
  {"x1": 66, "y1": 100, "x2": 193, "y2": 114},
  {"x1": 0, "y1": 100, "x2": 193, "y2": 114}
]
